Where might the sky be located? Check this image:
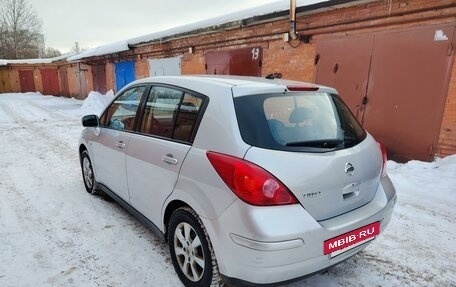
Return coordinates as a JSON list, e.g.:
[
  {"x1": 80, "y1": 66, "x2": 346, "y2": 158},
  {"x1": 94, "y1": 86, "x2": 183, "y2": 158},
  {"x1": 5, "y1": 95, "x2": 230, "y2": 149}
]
[{"x1": 29, "y1": 0, "x2": 280, "y2": 53}]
